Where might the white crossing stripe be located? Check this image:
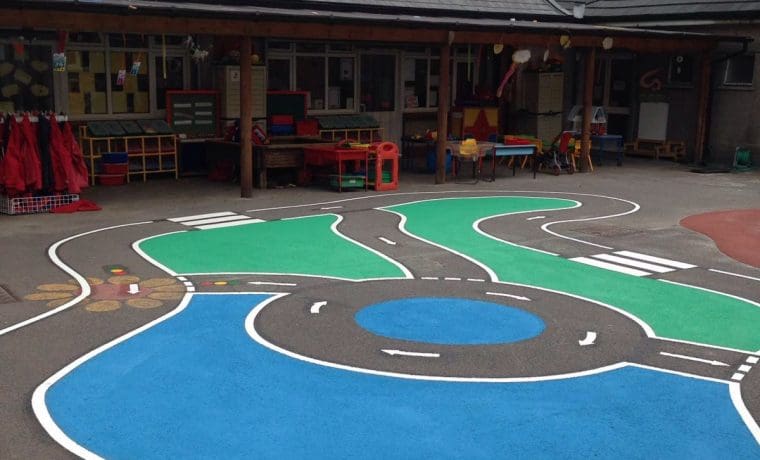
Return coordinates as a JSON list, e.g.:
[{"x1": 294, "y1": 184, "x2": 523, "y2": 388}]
[
  {"x1": 731, "y1": 373, "x2": 745, "y2": 381},
  {"x1": 613, "y1": 251, "x2": 696, "y2": 269},
  {"x1": 570, "y1": 257, "x2": 651, "y2": 277},
  {"x1": 739, "y1": 365, "x2": 752, "y2": 373},
  {"x1": 747, "y1": 356, "x2": 760, "y2": 364},
  {"x1": 180, "y1": 215, "x2": 252, "y2": 226},
  {"x1": 168, "y1": 211, "x2": 236, "y2": 222},
  {"x1": 591, "y1": 253, "x2": 675, "y2": 273},
  {"x1": 196, "y1": 219, "x2": 265, "y2": 230}
]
